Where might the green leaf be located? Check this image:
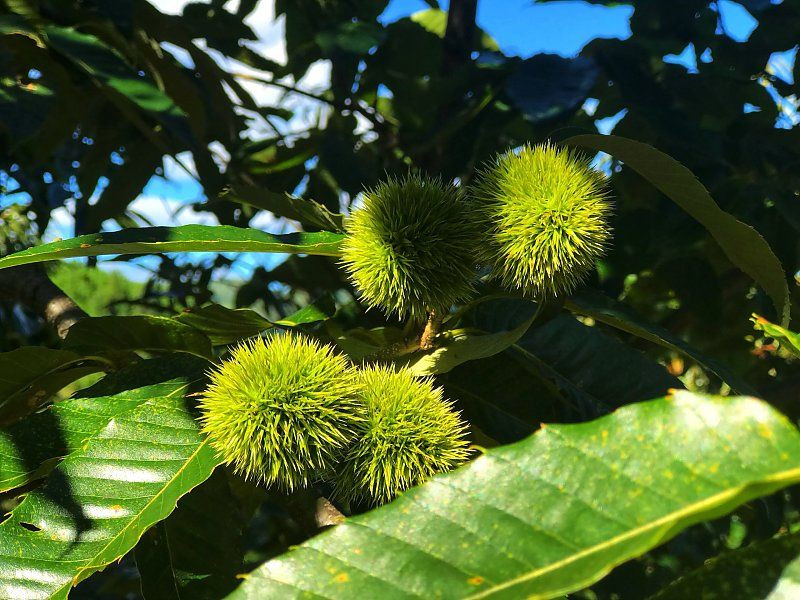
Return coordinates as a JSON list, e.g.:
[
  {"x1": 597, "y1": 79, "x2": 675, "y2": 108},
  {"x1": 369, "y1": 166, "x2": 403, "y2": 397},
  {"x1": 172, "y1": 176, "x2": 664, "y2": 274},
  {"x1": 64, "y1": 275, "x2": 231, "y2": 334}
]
[
  {"x1": 429, "y1": 299, "x2": 679, "y2": 439},
  {"x1": 564, "y1": 134, "x2": 790, "y2": 325},
  {"x1": 650, "y1": 533, "x2": 800, "y2": 600},
  {"x1": 64, "y1": 315, "x2": 214, "y2": 358},
  {"x1": 0, "y1": 225, "x2": 345, "y2": 270},
  {"x1": 768, "y1": 548, "x2": 800, "y2": 599},
  {"x1": 752, "y1": 314, "x2": 800, "y2": 359},
  {"x1": 0, "y1": 356, "x2": 222, "y2": 599},
  {"x1": 230, "y1": 392, "x2": 800, "y2": 599},
  {"x1": 135, "y1": 469, "x2": 245, "y2": 600},
  {"x1": 0, "y1": 356, "x2": 202, "y2": 494},
  {"x1": 0, "y1": 347, "x2": 108, "y2": 427},
  {"x1": 510, "y1": 313, "x2": 681, "y2": 414},
  {"x1": 316, "y1": 21, "x2": 386, "y2": 55},
  {"x1": 403, "y1": 302, "x2": 540, "y2": 375},
  {"x1": 328, "y1": 323, "x2": 409, "y2": 362},
  {"x1": 176, "y1": 305, "x2": 274, "y2": 347},
  {"x1": 224, "y1": 184, "x2": 344, "y2": 232},
  {"x1": 441, "y1": 311, "x2": 681, "y2": 444},
  {"x1": 176, "y1": 296, "x2": 336, "y2": 346},
  {"x1": 280, "y1": 295, "x2": 337, "y2": 327},
  {"x1": 507, "y1": 55, "x2": 598, "y2": 123},
  {"x1": 43, "y1": 26, "x2": 187, "y2": 129},
  {"x1": 567, "y1": 289, "x2": 756, "y2": 395}
]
